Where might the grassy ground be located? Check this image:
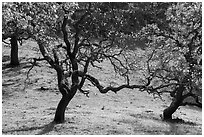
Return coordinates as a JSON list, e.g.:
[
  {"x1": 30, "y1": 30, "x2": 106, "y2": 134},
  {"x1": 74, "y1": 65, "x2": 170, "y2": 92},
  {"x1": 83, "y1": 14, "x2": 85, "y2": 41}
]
[{"x1": 2, "y1": 41, "x2": 202, "y2": 135}]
